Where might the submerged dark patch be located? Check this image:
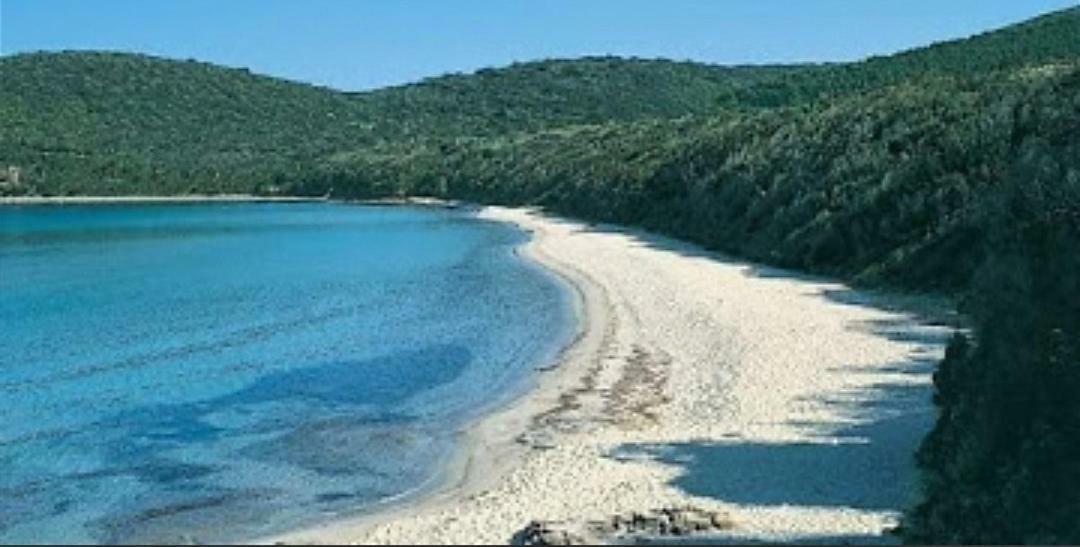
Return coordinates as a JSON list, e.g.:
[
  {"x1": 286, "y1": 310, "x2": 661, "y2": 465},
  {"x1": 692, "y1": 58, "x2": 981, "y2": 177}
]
[{"x1": 0, "y1": 203, "x2": 574, "y2": 543}]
